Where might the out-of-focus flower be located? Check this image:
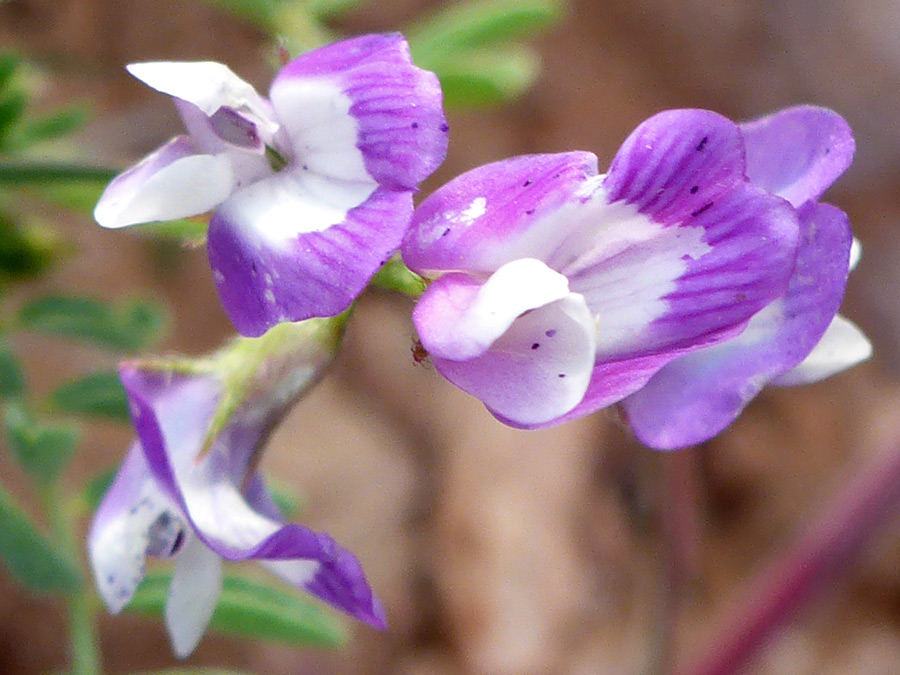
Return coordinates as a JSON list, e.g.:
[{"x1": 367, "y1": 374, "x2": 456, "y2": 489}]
[
  {"x1": 402, "y1": 108, "x2": 837, "y2": 437},
  {"x1": 88, "y1": 320, "x2": 384, "y2": 658},
  {"x1": 621, "y1": 106, "x2": 871, "y2": 448},
  {"x1": 94, "y1": 33, "x2": 448, "y2": 337}
]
